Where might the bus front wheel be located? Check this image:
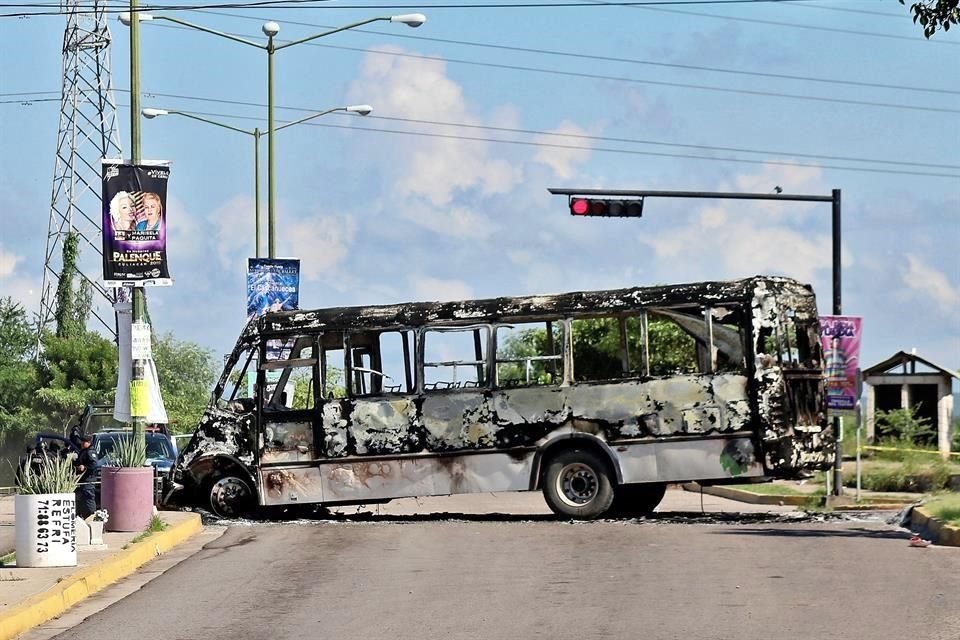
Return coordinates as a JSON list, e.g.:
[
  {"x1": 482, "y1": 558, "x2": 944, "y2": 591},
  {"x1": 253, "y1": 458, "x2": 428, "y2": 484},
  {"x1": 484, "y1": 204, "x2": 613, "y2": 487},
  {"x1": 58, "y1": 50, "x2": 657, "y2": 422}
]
[
  {"x1": 207, "y1": 474, "x2": 254, "y2": 519},
  {"x1": 542, "y1": 448, "x2": 615, "y2": 520}
]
